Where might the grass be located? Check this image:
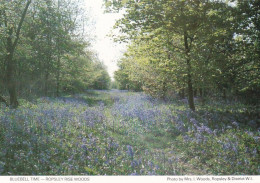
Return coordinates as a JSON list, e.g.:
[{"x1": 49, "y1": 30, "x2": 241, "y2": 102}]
[{"x1": 0, "y1": 90, "x2": 259, "y2": 175}]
